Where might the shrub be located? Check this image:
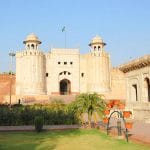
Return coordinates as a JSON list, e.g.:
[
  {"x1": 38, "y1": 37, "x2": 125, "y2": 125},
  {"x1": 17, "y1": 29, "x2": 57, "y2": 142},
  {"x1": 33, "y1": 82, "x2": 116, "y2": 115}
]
[
  {"x1": 0, "y1": 103, "x2": 81, "y2": 126},
  {"x1": 34, "y1": 116, "x2": 44, "y2": 132}
]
